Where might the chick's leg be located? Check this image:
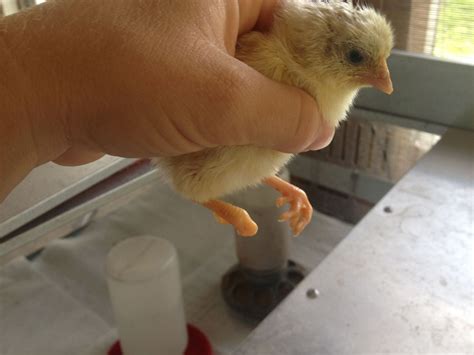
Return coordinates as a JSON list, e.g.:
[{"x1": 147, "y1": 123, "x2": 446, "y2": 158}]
[
  {"x1": 202, "y1": 200, "x2": 258, "y2": 237},
  {"x1": 264, "y1": 176, "x2": 313, "y2": 236}
]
